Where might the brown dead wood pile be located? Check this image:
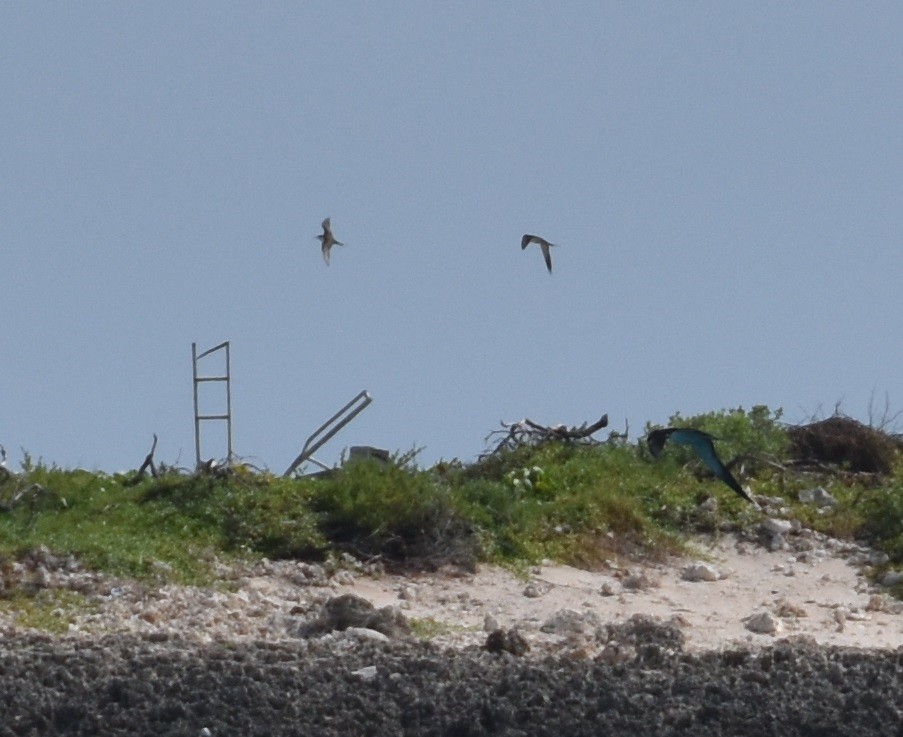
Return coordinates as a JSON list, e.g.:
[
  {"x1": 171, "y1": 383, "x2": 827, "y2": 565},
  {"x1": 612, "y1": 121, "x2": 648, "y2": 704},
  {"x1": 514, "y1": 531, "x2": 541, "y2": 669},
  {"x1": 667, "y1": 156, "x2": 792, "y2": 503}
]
[{"x1": 787, "y1": 416, "x2": 902, "y2": 475}]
